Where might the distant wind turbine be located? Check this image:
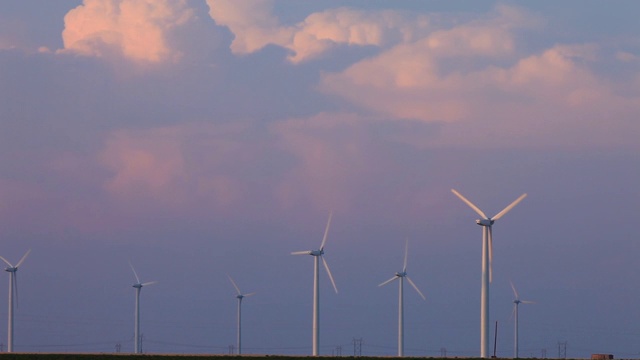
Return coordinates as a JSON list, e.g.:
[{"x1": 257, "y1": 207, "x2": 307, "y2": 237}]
[
  {"x1": 228, "y1": 275, "x2": 255, "y2": 355},
  {"x1": 378, "y1": 239, "x2": 426, "y2": 357},
  {"x1": 291, "y1": 212, "x2": 338, "y2": 356},
  {"x1": 130, "y1": 263, "x2": 157, "y2": 354},
  {"x1": 511, "y1": 281, "x2": 534, "y2": 359},
  {"x1": 0, "y1": 249, "x2": 31, "y2": 353},
  {"x1": 451, "y1": 189, "x2": 527, "y2": 358}
]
